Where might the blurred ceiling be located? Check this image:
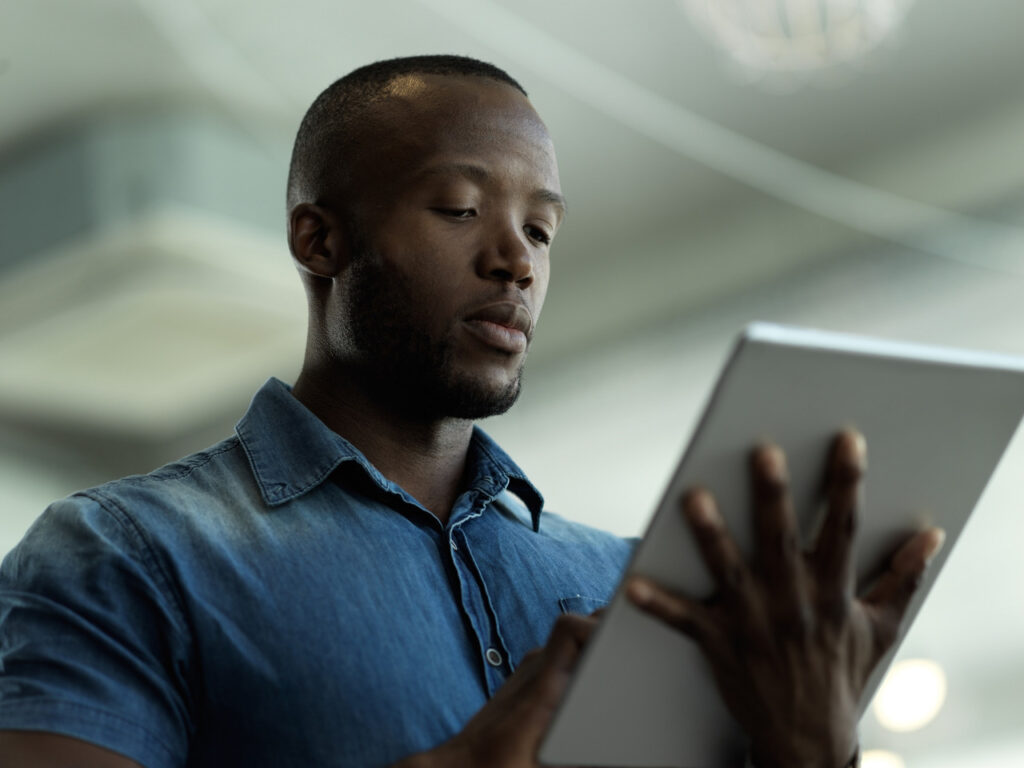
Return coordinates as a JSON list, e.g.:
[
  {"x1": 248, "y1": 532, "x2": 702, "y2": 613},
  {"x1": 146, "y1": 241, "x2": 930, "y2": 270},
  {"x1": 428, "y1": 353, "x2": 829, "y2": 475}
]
[
  {"x1": 3, "y1": 0, "x2": 1024, "y2": 549},
  {"x1": 1, "y1": 0, "x2": 1023, "y2": 513},
  {"x1": 3, "y1": 1, "x2": 1023, "y2": 470}
]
